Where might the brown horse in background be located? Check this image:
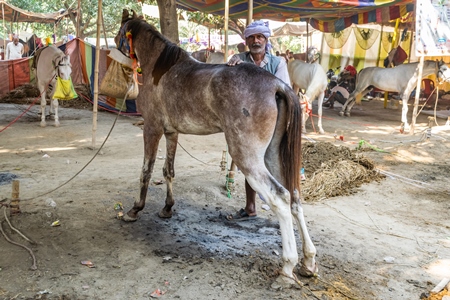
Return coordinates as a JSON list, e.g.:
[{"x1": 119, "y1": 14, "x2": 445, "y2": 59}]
[{"x1": 115, "y1": 9, "x2": 317, "y2": 286}]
